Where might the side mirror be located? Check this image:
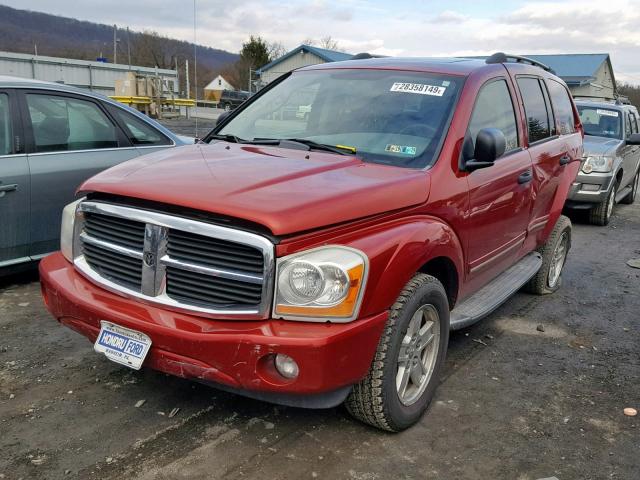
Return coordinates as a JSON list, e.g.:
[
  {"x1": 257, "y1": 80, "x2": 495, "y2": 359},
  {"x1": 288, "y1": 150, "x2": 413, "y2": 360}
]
[
  {"x1": 216, "y1": 111, "x2": 231, "y2": 126},
  {"x1": 461, "y1": 128, "x2": 506, "y2": 172},
  {"x1": 627, "y1": 133, "x2": 640, "y2": 145}
]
